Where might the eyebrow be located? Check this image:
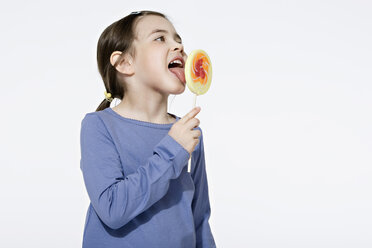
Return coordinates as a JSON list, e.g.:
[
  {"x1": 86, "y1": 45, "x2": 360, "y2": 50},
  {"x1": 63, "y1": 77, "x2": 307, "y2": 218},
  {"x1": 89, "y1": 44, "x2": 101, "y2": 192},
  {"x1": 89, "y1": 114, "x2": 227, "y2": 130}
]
[{"x1": 148, "y1": 29, "x2": 182, "y2": 42}]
